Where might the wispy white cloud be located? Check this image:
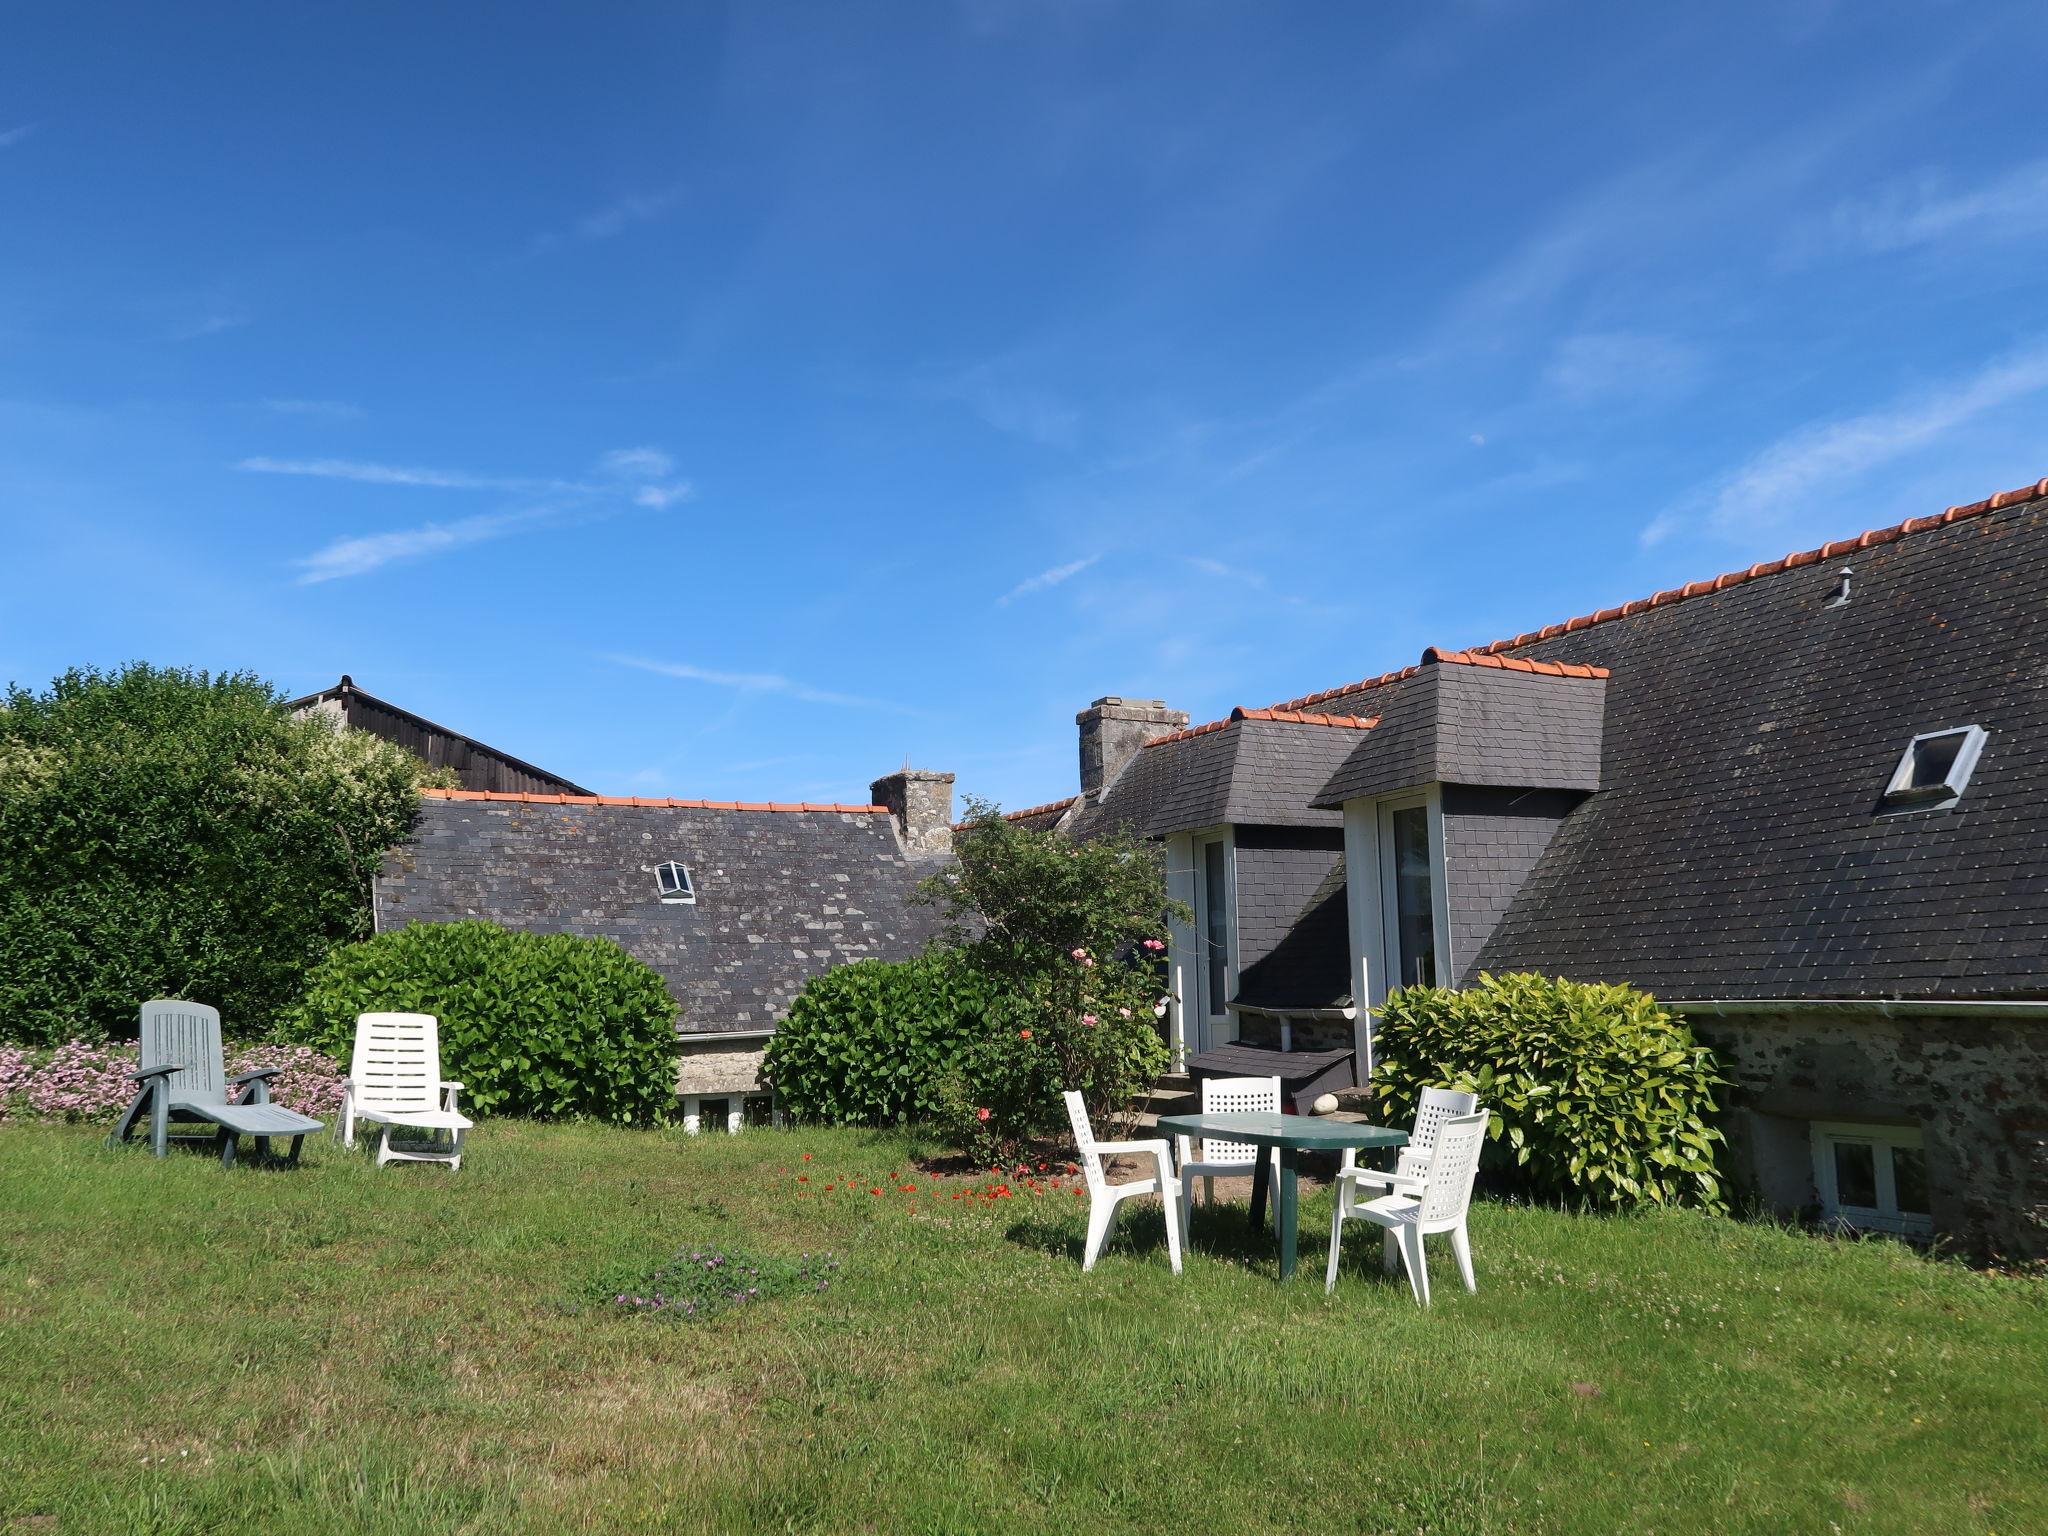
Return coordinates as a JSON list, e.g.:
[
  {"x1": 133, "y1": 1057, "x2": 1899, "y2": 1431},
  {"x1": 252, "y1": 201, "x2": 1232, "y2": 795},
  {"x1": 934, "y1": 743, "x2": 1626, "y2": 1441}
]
[
  {"x1": 943, "y1": 360, "x2": 1081, "y2": 449},
  {"x1": 525, "y1": 186, "x2": 686, "y2": 257},
  {"x1": 997, "y1": 553, "x2": 1099, "y2": 606},
  {"x1": 633, "y1": 482, "x2": 692, "y2": 509},
  {"x1": 606, "y1": 653, "x2": 913, "y2": 712},
  {"x1": 294, "y1": 508, "x2": 553, "y2": 584},
  {"x1": 1184, "y1": 555, "x2": 1267, "y2": 587},
  {"x1": 1544, "y1": 331, "x2": 1703, "y2": 404},
  {"x1": 1809, "y1": 159, "x2": 2048, "y2": 258},
  {"x1": 597, "y1": 446, "x2": 675, "y2": 479},
  {"x1": 1645, "y1": 343, "x2": 2048, "y2": 547},
  {"x1": 239, "y1": 455, "x2": 588, "y2": 494},
  {"x1": 261, "y1": 398, "x2": 364, "y2": 422},
  {"x1": 0, "y1": 123, "x2": 37, "y2": 150},
  {"x1": 169, "y1": 306, "x2": 252, "y2": 342}
]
